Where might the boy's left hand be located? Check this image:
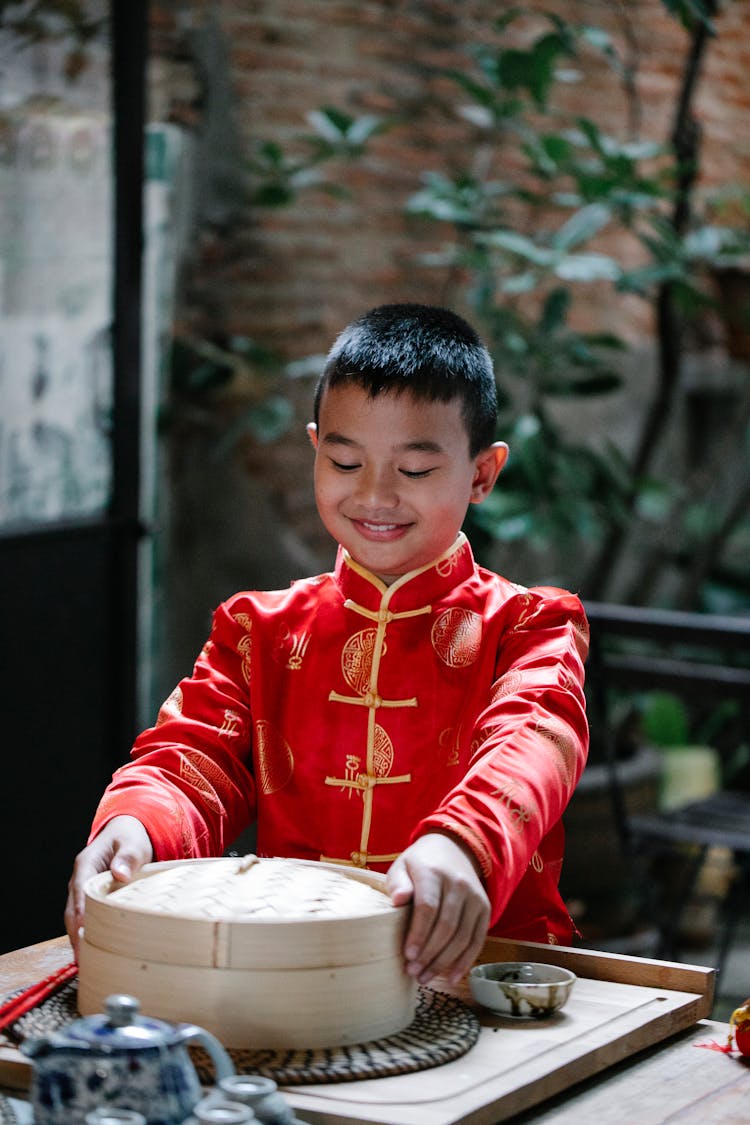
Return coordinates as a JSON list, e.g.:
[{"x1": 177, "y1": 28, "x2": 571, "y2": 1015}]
[{"x1": 386, "y1": 832, "x2": 490, "y2": 986}]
